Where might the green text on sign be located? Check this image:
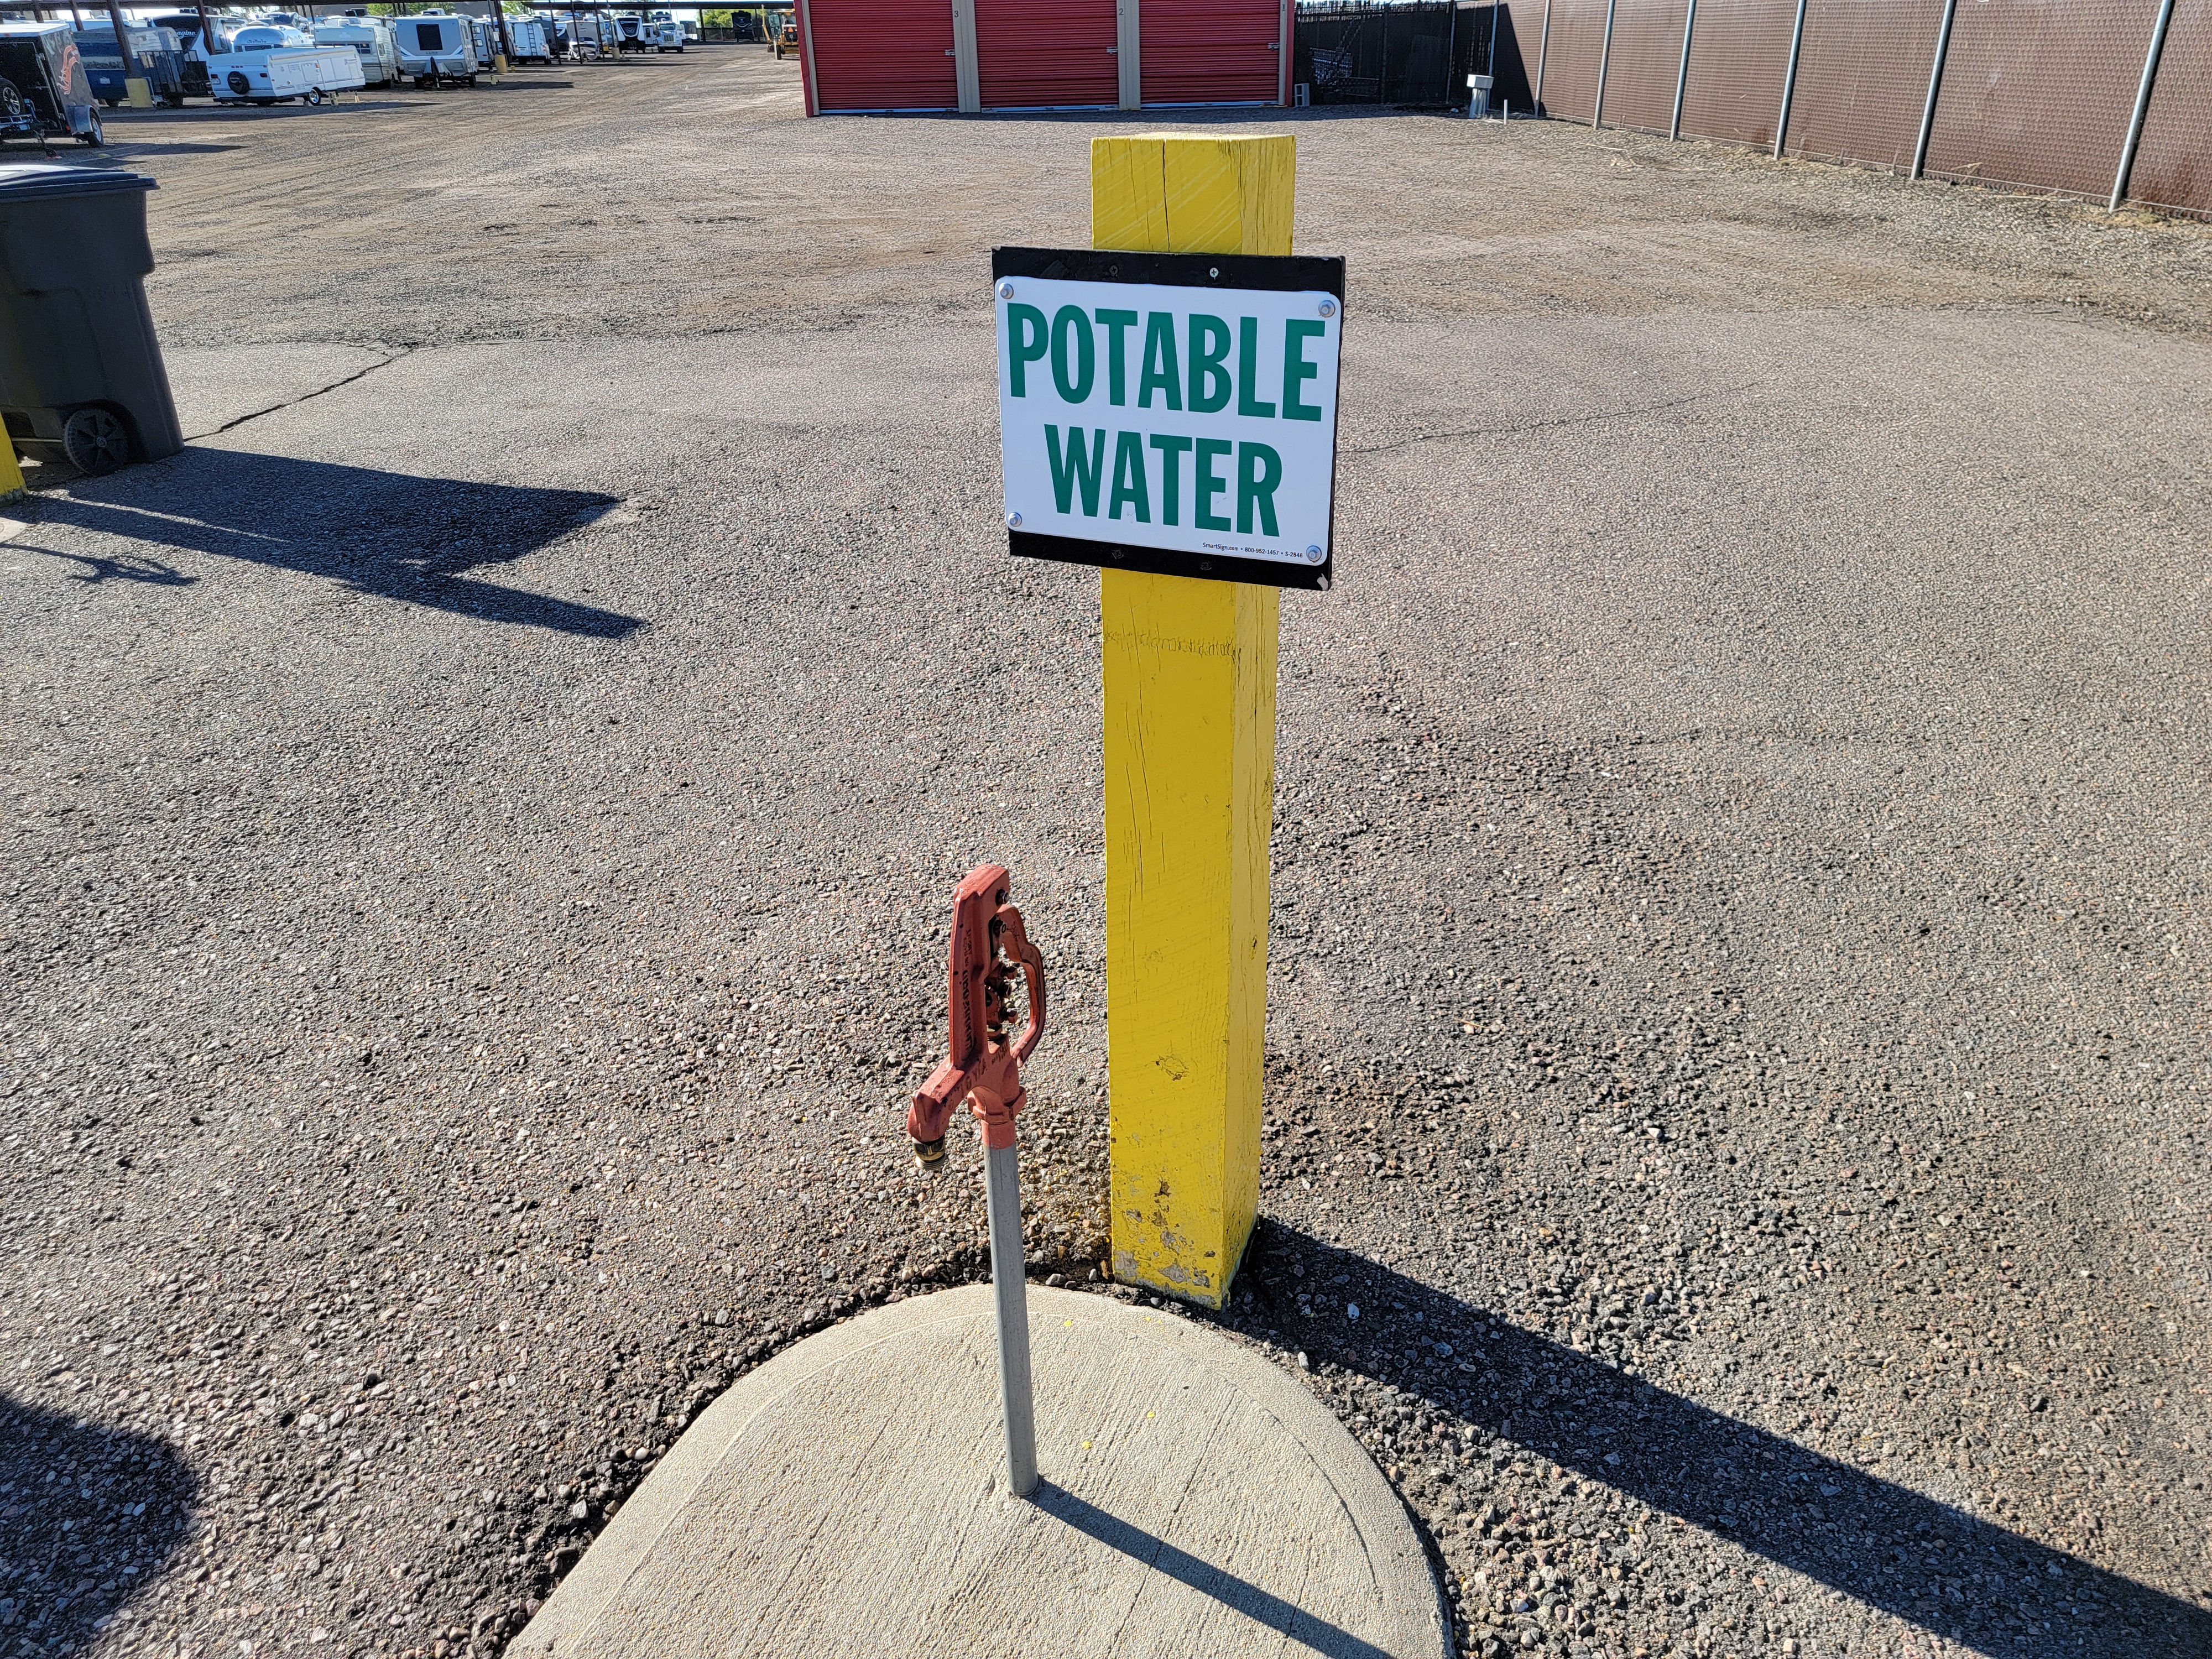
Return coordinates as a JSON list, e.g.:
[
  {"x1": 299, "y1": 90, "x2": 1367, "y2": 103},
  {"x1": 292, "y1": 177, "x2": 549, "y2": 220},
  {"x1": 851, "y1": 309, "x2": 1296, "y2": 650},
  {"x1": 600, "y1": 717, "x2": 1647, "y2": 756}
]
[{"x1": 997, "y1": 276, "x2": 1342, "y2": 570}]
